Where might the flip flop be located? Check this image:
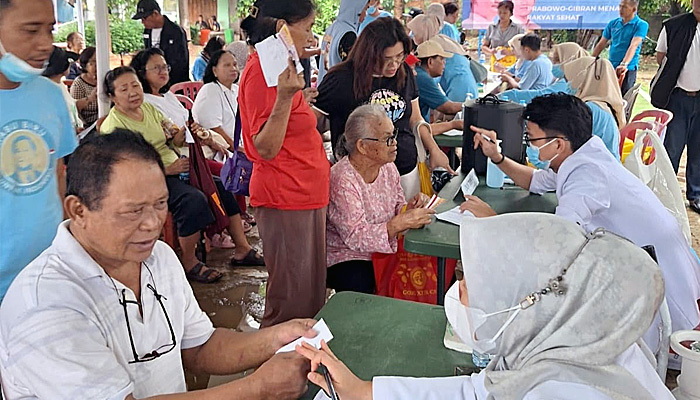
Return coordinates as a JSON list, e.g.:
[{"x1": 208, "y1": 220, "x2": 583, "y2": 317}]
[
  {"x1": 230, "y1": 249, "x2": 265, "y2": 267},
  {"x1": 185, "y1": 262, "x2": 223, "y2": 283}
]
